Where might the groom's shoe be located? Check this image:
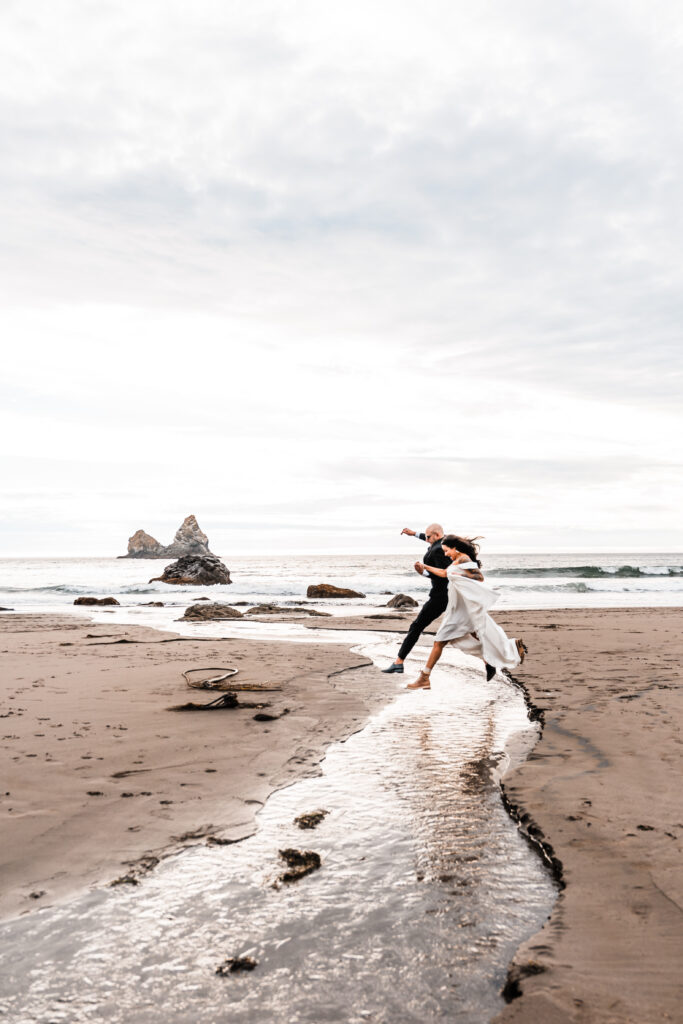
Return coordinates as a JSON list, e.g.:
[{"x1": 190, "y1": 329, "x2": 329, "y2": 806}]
[
  {"x1": 382, "y1": 662, "x2": 404, "y2": 674},
  {"x1": 485, "y1": 663, "x2": 496, "y2": 682}
]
